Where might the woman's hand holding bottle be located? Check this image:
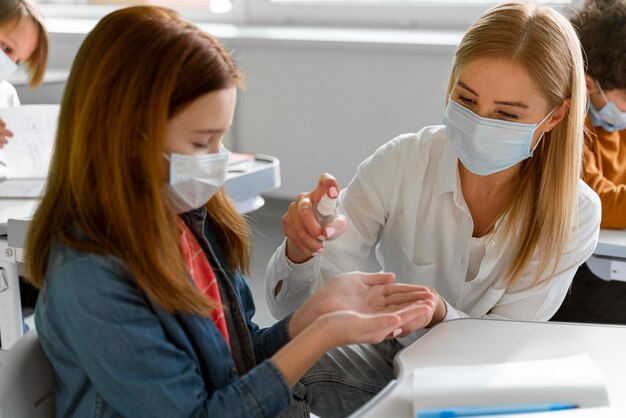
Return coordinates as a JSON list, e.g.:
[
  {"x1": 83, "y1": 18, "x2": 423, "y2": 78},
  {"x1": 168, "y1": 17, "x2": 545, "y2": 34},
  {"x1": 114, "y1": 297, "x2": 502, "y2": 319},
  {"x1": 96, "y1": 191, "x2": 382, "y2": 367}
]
[{"x1": 283, "y1": 173, "x2": 348, "y2": 263}]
